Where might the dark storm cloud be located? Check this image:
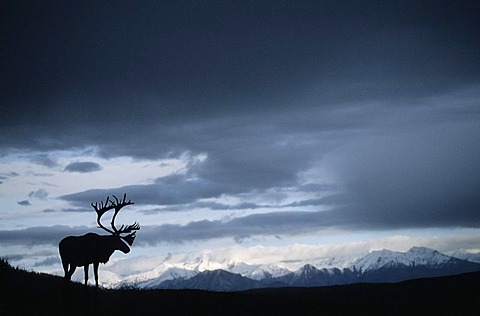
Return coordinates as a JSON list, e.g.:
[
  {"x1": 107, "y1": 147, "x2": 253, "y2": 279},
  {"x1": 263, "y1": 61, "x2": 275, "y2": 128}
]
[
  {"x1": 1, "y1": 1, "x2": 480, "y2": 240},
  {"x1": 64, "y1": 162, "x2": 102, "y2": 173},
  {"x1": 324, "y1": 121, "x2": 480, "y2": 229},
  {"x1": 2, "y1": 1, "x2": 480, "y2": 151},
  {"x1": 57, "y1": 99, "x2": 480, "y2": 231}
]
